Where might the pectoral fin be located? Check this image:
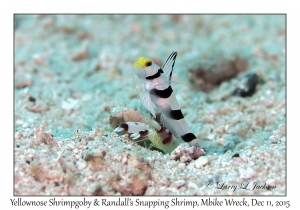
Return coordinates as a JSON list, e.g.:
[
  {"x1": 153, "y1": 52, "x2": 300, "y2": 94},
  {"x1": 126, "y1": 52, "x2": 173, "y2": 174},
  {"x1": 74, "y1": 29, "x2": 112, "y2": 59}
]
[
  {"x1": 160, "y1": 113, "x2": 181, "y2": 139},
  {"x1": 141, "y1": 92, "x2": 156, "y2": 117}
]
